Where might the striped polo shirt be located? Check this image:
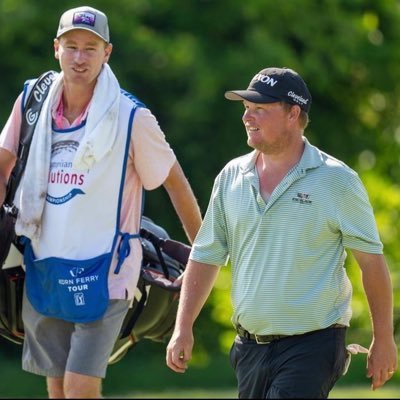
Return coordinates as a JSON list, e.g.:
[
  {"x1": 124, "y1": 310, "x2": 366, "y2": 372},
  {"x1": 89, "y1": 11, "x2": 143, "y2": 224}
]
[{"x1": 190, "y1": 138, "x2": 383, "y2": 335}]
